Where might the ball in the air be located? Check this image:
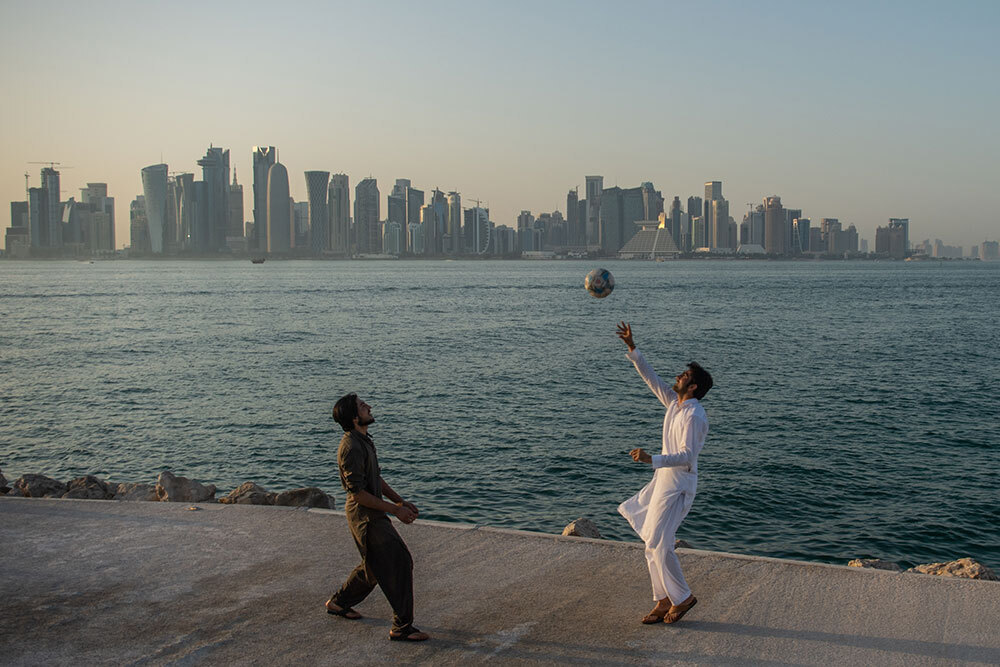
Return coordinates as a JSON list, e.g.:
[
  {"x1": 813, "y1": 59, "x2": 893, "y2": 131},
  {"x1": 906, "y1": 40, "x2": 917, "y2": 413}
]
[{"x1": 584, "y1": 268, "x2": 615, "y2": 298}]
